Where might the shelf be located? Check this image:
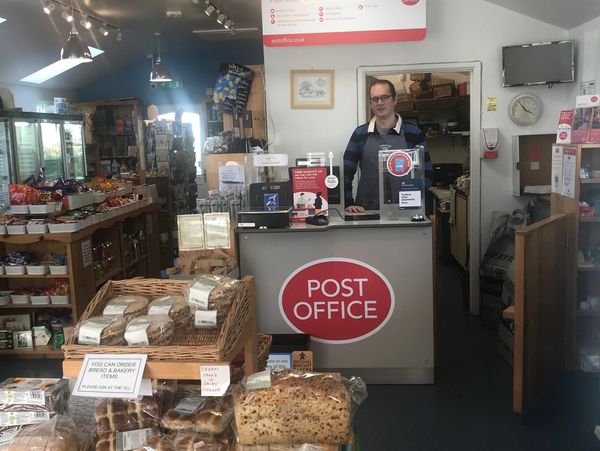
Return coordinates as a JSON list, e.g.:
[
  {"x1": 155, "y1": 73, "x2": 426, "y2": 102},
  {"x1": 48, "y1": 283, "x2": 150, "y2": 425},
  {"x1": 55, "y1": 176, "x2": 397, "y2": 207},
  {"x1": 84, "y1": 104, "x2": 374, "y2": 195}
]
[
  {"x1": 0, "y1": 274, "x2": 69, "y2": 279},
  {"x1": 95, "y1": 267, "x2": 123, "y2": 288},
  {"x1": 580, "y1": 144, "x2": 600, "y2": 149},
  {"x1": 580, "y1": 178, "x2": 600, "y2": 184},
  {"x1": 0, "y1": 345, "x2": 62, "y2": 359},
  {"x1": 580, "y1": 217, "x2": 600, "y2": 223},
  {"x1": 578, "y1": 264, "x2": 600, "y2": 272},
  {"x1": 125, "y1": 253, "x2": 148, "y2": 269},
  {"x1": 0, "y1": 304, "x2": 72, "y2": 309}
]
